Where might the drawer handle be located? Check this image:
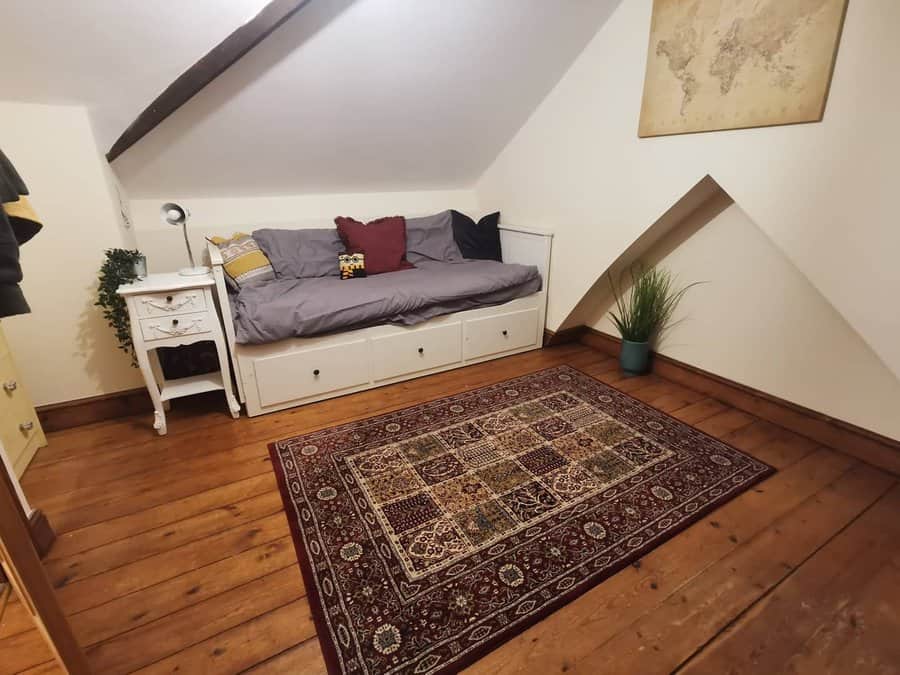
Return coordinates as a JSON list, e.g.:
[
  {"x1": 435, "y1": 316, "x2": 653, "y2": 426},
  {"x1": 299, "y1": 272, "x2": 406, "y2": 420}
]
[
  {"x1": 3, "y1": 380, "x2": 16, "y2": 392},
  {"x1": 417, "y1": 347, "x2": 424, "y2": 354},
  {"x1": 502, "y1": 330, "x2": 508, "y2": 337},
  {"x1": 148, "y1": 319, "x2": 200, "y2": 336},
  {"x1": 141, "y1": 294, "x2": 196, "y2": 312},
  {"x1": 313, "y1": 369, "x2": 320, "y2": 377},
  {"x1": 19, "y1": 421, "x2": 34, "y2": 432}
]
